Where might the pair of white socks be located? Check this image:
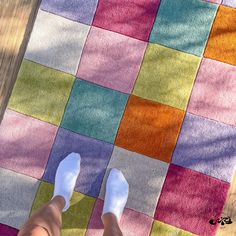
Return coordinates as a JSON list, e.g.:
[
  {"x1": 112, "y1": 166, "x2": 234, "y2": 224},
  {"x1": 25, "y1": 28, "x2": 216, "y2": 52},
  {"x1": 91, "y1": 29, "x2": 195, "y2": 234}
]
[{"x1": 53, "y1": 152, "x2": 129, "y2": 221}]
